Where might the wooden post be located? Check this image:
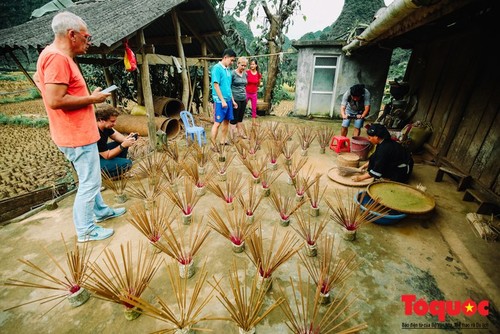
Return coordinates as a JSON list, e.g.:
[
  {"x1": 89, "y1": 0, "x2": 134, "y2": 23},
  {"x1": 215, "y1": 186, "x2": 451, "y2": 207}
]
[
  {"x1": 139, "y1": 29, "x2": 157, "y2": 151},
  {"x1": 135, "y1": 34, "x2": 144, "y2": 106},
  {"x1": 172, "y1": 9, "x2": 189, "y2": 109},
  {"x1": 201, "y1": 42, "x2": 209, "y2": 116},
  {"x1": 102, "y1": 54, "x2": 116, "y2": 107}
]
